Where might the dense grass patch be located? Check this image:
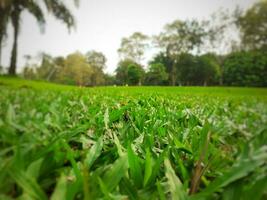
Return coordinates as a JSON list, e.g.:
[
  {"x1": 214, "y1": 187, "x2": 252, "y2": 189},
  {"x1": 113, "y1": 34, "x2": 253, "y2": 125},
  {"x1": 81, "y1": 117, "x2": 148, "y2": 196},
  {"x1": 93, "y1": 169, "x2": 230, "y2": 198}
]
[{"x1": 0, "y1": 77, "x2": 267, "y2": 199}]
